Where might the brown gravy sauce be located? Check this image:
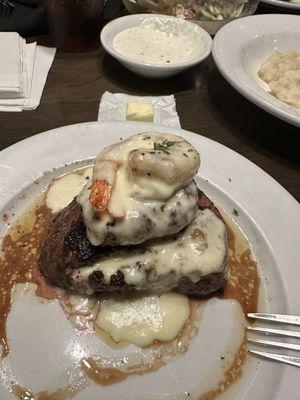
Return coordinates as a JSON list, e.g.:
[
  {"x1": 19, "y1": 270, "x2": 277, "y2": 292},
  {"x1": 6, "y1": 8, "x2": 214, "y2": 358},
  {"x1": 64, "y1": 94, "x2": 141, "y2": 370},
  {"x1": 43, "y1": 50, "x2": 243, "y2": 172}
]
[
  {"x1": 0, "y1": 195, "x2": 259, "y2": 400},
  {"x1": 222, "y1": 220, "x2": 259, "y2": 318},
  {"x1": 199, "y1": 335, "x2": 248, "y2": 400},
  {"x1": 11, "y1": 382, "x2": 84, "y2": 400},
  {"x1": 0, "y1": 200, "x2": 53, "y2": 358},
  {"x1": 81, "y1": 357, "x2": 163, "y2": 387}
]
